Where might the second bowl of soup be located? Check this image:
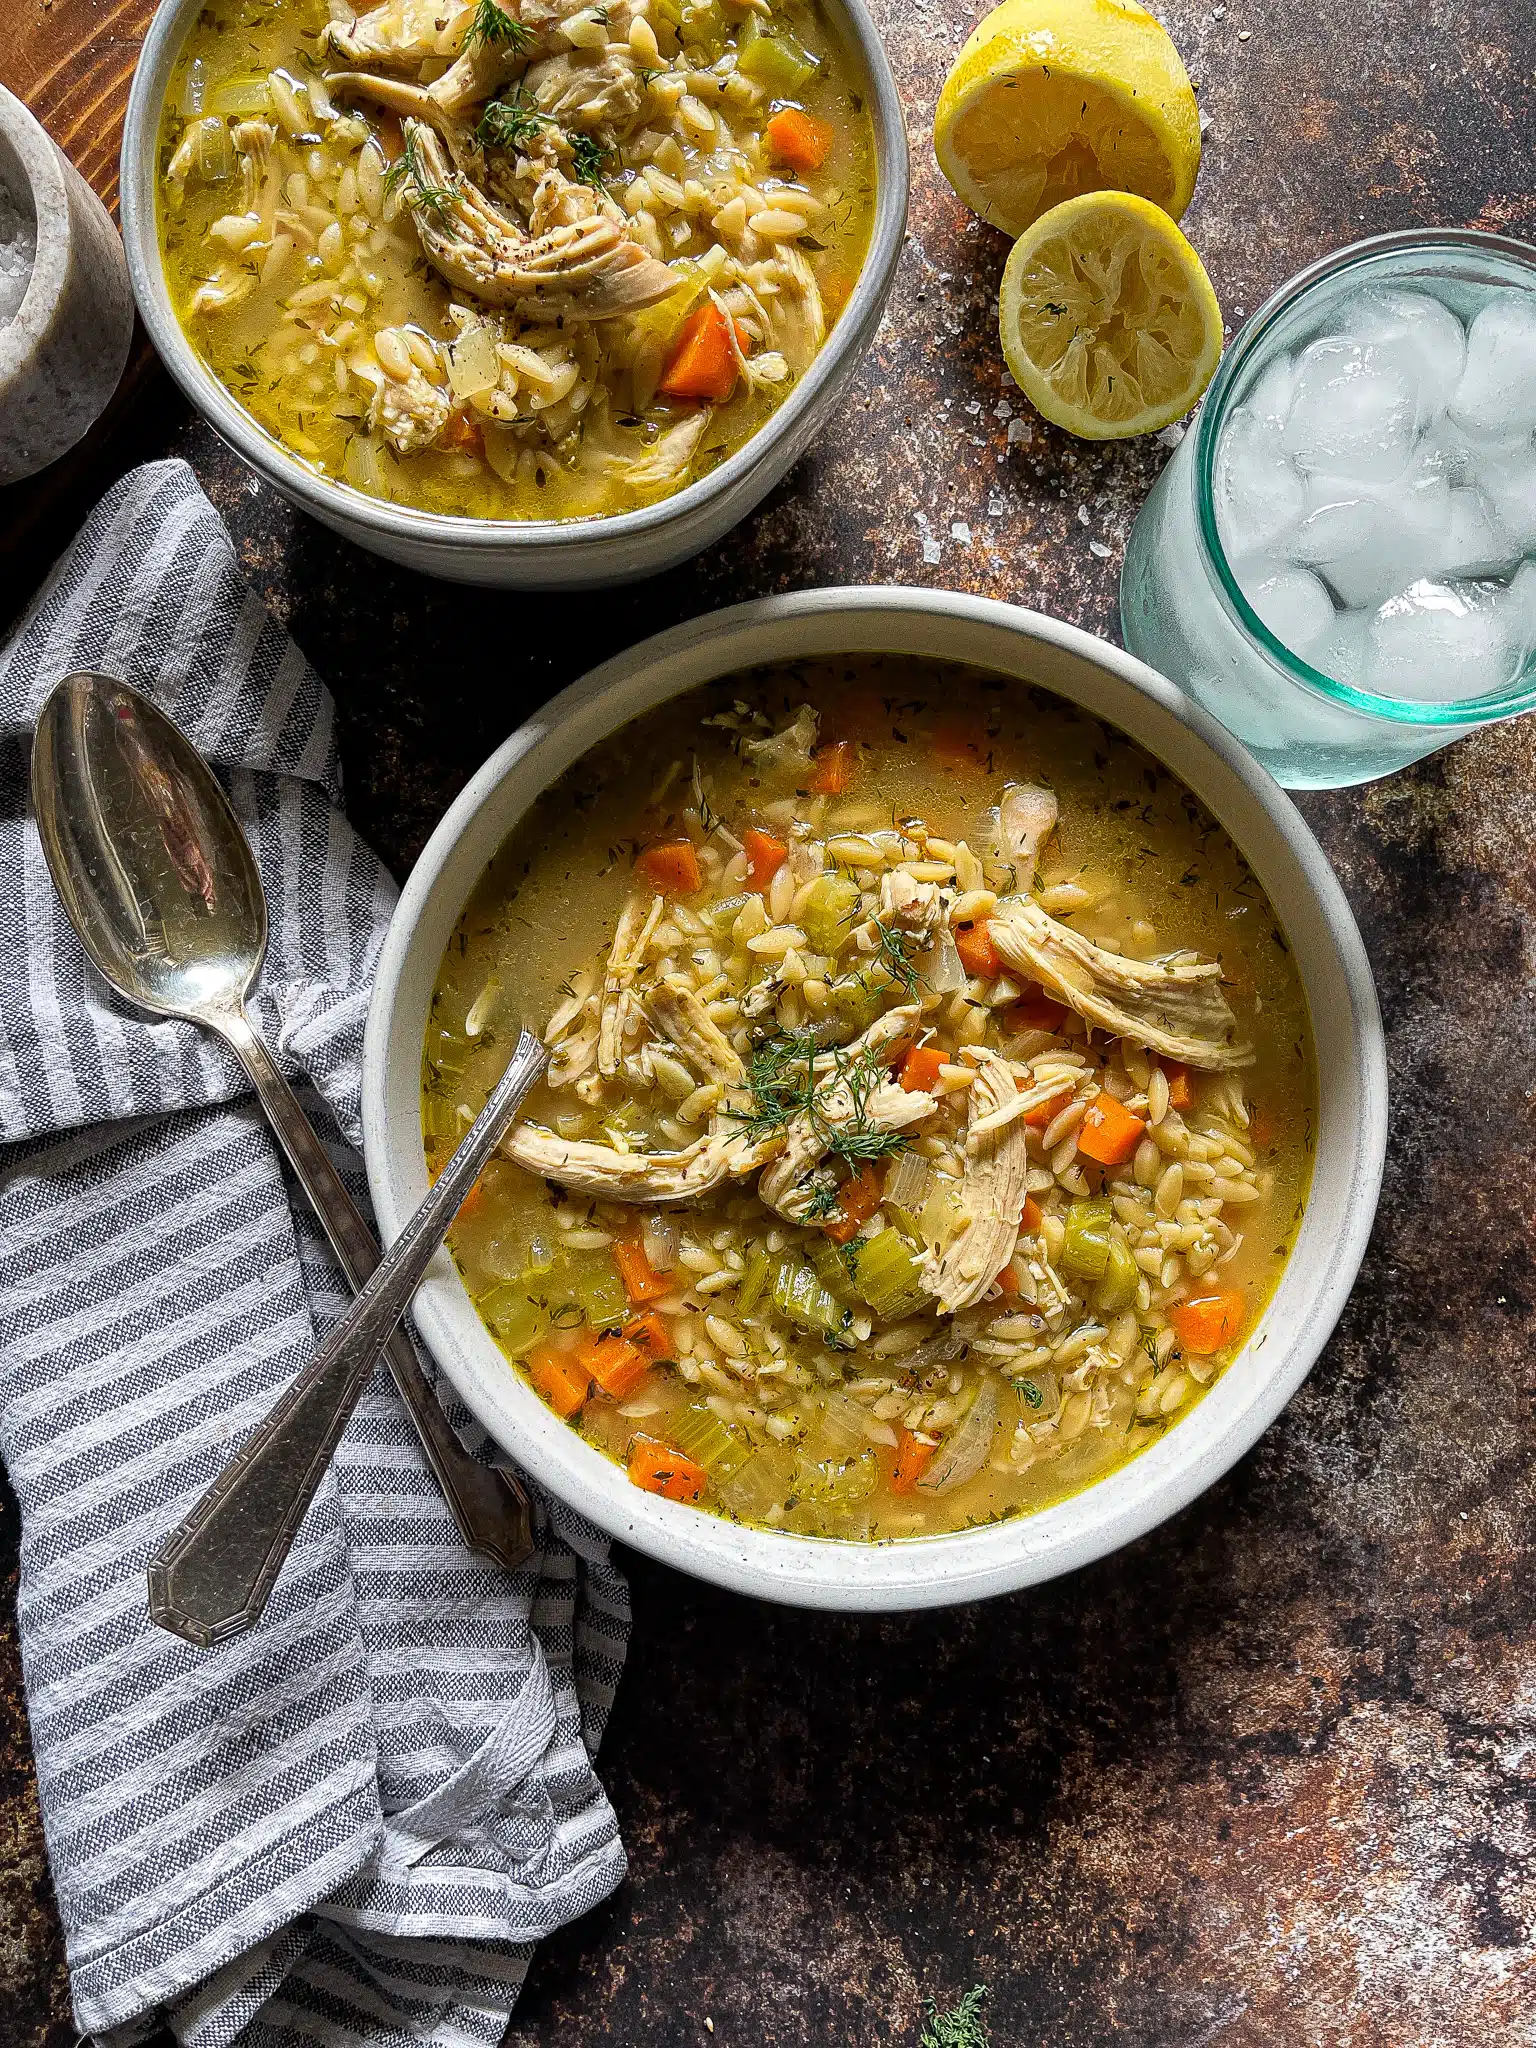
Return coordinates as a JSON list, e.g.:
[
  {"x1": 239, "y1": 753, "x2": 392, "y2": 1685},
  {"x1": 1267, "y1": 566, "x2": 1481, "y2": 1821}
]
[
  {"x1": 121, "y1": 0, "x2": 906, "y2": 585},
  {"x1": 362, "y1": 589, "x2": 1387, "y2": 1606}
]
